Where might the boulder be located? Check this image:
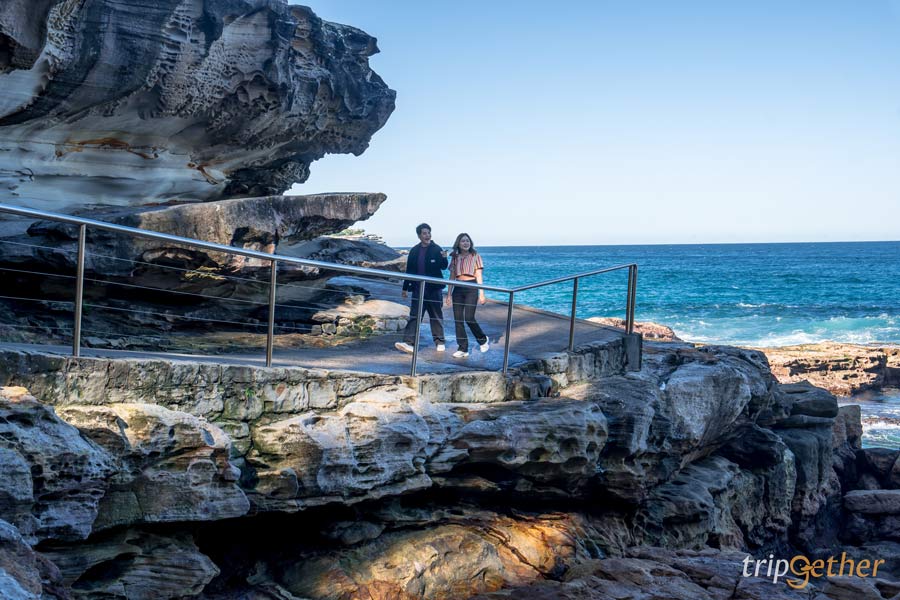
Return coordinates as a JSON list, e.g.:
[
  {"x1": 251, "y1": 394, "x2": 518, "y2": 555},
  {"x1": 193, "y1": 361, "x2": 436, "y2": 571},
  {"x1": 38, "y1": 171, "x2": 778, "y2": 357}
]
[
  {"x1": 842, "y1": 490, "x2": 900, "y2": 544},
  {"x1": 844, "y1": 490, "x2": 900, "y2": 515}
]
